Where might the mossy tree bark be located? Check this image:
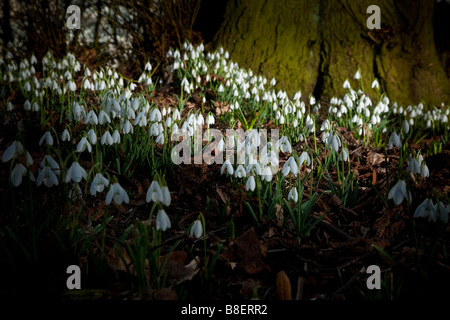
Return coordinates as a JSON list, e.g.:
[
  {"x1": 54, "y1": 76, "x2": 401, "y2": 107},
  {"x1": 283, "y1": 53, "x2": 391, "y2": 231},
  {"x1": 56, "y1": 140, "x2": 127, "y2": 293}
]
[{"x1": 212, "y1": 0, "x2": 450, "y2": 107}]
